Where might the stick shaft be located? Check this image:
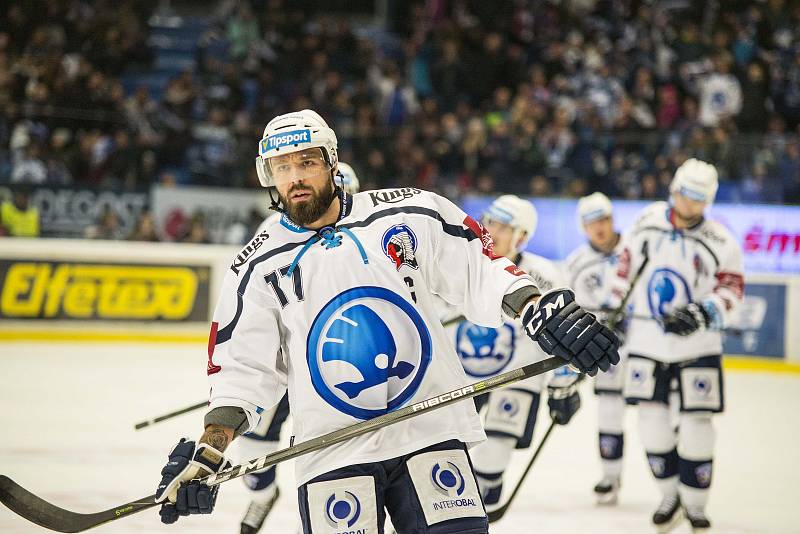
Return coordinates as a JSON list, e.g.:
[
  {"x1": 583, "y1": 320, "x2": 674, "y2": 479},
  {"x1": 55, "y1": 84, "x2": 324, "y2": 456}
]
[
  {"x1": 486, "y1": 420, "x2": 556, "y2": 523},
  {"x1": 203, "y1": 357, "x2": 564, "y2": 486},
  {"x1": 134, "y1": 401, "x2": 208, "y2": 430}
]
